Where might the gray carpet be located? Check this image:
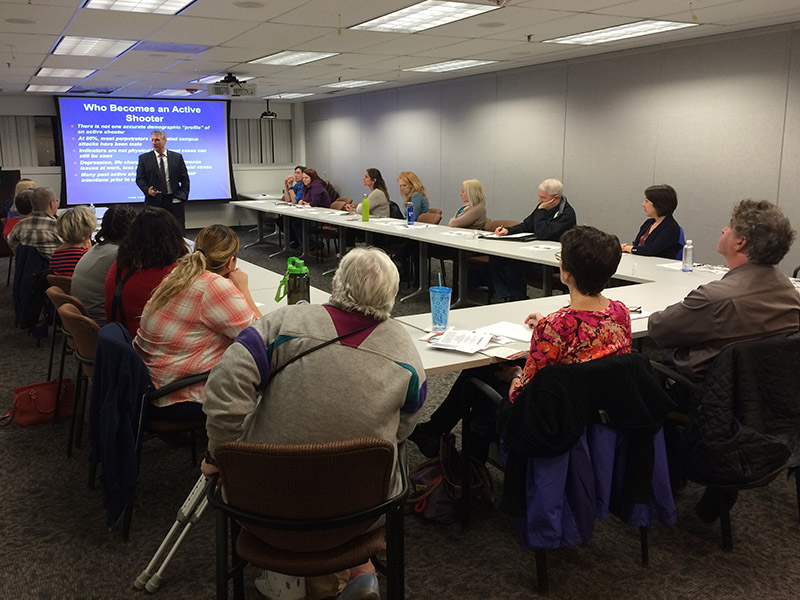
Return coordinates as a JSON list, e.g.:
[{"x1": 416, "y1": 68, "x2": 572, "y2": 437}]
[{"x1": 0, "y1": 227, "x2": 798, "y2": 599}]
